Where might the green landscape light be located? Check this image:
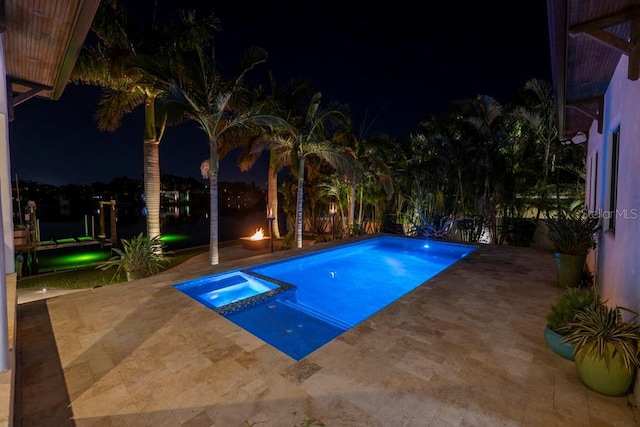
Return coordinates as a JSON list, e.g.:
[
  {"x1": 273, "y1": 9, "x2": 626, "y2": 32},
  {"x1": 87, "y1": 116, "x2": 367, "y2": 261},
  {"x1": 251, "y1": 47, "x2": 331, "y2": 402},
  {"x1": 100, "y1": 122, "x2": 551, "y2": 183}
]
[
  {"x1": 63, "y1": 252, "x2": 110, "y2": 263},
  {"x1": 160, "y1": 234, "x2": 187, "y2": 243},
  {"x1": 39, "y1": 251, "x2": 112, "y2": 271}
]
